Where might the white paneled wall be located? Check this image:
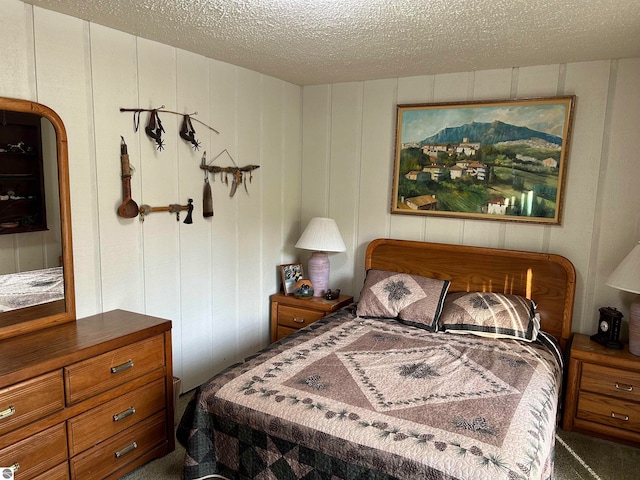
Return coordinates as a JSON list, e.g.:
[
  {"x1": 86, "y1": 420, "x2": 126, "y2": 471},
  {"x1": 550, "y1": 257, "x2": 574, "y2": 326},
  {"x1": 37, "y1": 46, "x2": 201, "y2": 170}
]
[
  {"x1": 2, "y1": 0, "x2": 639, "y2": 391},
  {"x1": 301, "y1": 59, "x2": 640, "y2": 337},
  {"x1": 2, "y1": 1, "x2": 302, "y2": 392}
]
